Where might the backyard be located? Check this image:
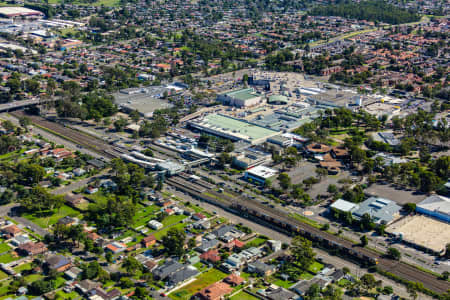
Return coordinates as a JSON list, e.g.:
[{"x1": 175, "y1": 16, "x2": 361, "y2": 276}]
[{"x1": 169, "y1": 268, "x2": 228, "y2": 300}]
